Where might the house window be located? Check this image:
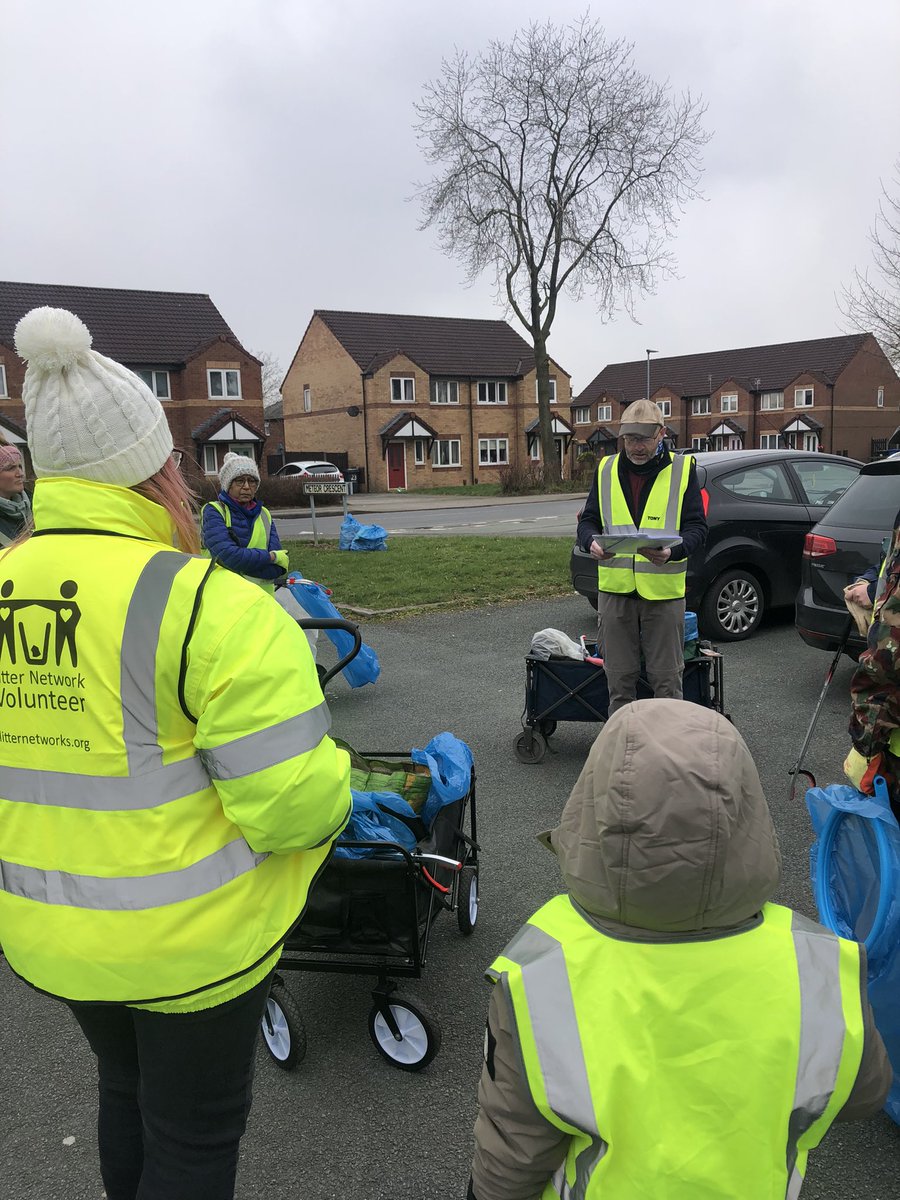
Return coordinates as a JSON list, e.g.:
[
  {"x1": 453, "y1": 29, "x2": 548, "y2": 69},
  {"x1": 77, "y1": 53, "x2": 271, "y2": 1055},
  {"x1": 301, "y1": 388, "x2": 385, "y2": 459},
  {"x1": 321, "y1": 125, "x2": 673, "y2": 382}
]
[
  {"x1": 432, "y1": 439, "x2": 461, "y2": 467},
  {"x1": 0, "y1": 364, "x2": 6, "y2": 398},
  {"x1": 760, "y1": 392, "x2": 784, "y2": 410},
  {"x1": 573, "y1": 406, "x2": 591, "y2": 425},
  {"x1": 432, "y1": 380, "x2": 459, "y2": 405},
  {"x1": 229, "y1": 443, "x2": 254, "y2": 459},
  {"x1": 657, "y1": 399, "x2": 671, "y2": 418},
  {"x1": 478, "y1": 438, "x2": 509, "y2": 465},
  {"x1": 414, "y1": 439, "x2": 426, "y2": 464},
  {"x1": 720, "y1": 394, "x2": 738, "y2": 413},
  {"x1": 391, "y1": 377, "x2": 415, "y2": 404},
  {"x1": 203, "y1": 445, "x2": 218, "y2": 475},
  {"x1": 691, "y1": 435, "x2": 707, "y2": 451},
  {"x1": 136, "y1": 369, "x2": 170, "y2": 399},
  {"x1": 877, "y1": 386, "x2": 885, "y2": 408},
  {"x1": 477, "y1": 381, "x2": 507, "y2": 405},
  {"x1": 530, "y1": 441, "x2": 541, "y2": 462},
  {"x1": 208, "y1": 369, "x2": 241, "y2": 399},
  {"x1": 760, "y1": 433, "x2": 780, "y2": 449},
  {"x1": 535, "y1": 379, "x2": 557, "y2": 403},
  {"x1": 597, "y1": 403, "x2": 612, "y2": 421},
  {"x1": 691, "y1": 396, "x2": 711, "y2": 415},
  {"x1": 794, "y1": 387, "x2": 814, "y2": 408},
  {"x1": 303, "y1": 386, "x2": 311, "y2": 412}
]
